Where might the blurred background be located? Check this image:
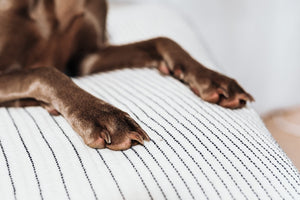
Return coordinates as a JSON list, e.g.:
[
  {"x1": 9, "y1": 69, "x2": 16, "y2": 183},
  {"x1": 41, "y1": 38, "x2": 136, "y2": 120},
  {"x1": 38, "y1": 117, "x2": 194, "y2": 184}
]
[
  {"x1": 109, "y1": 0, "x2": 300, "y2": 115},
  {"x1": 109, "y1": 0, "x2": 300, "y2": 169}
]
